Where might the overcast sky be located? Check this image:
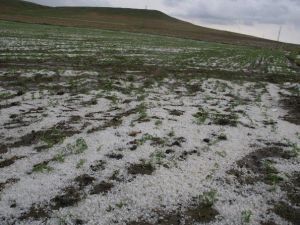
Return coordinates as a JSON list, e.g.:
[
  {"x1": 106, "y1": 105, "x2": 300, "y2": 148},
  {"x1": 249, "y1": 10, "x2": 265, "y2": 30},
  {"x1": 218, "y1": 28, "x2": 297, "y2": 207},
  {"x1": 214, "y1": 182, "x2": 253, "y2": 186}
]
[{"x1": 27, "y1": 0, "x2": 300, "y2": 44}]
